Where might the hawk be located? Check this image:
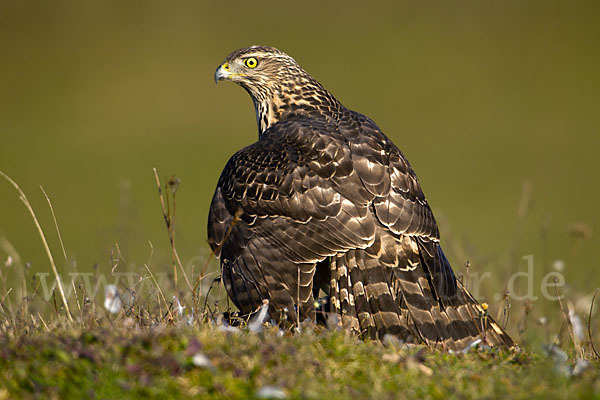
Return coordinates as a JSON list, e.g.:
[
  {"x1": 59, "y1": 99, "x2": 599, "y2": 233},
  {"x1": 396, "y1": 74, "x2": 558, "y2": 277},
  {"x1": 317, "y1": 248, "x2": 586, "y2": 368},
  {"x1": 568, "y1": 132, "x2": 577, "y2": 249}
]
[{"x1": 208, "y1": 46, "x2": 513, "y2": 349}]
